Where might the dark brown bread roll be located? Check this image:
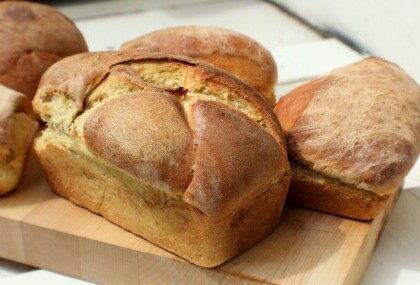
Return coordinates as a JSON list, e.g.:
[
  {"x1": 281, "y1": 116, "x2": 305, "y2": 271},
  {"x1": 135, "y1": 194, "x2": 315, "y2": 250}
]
[{"x1": 0, "y1": 1, "x2": 88, "y2": 99}]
